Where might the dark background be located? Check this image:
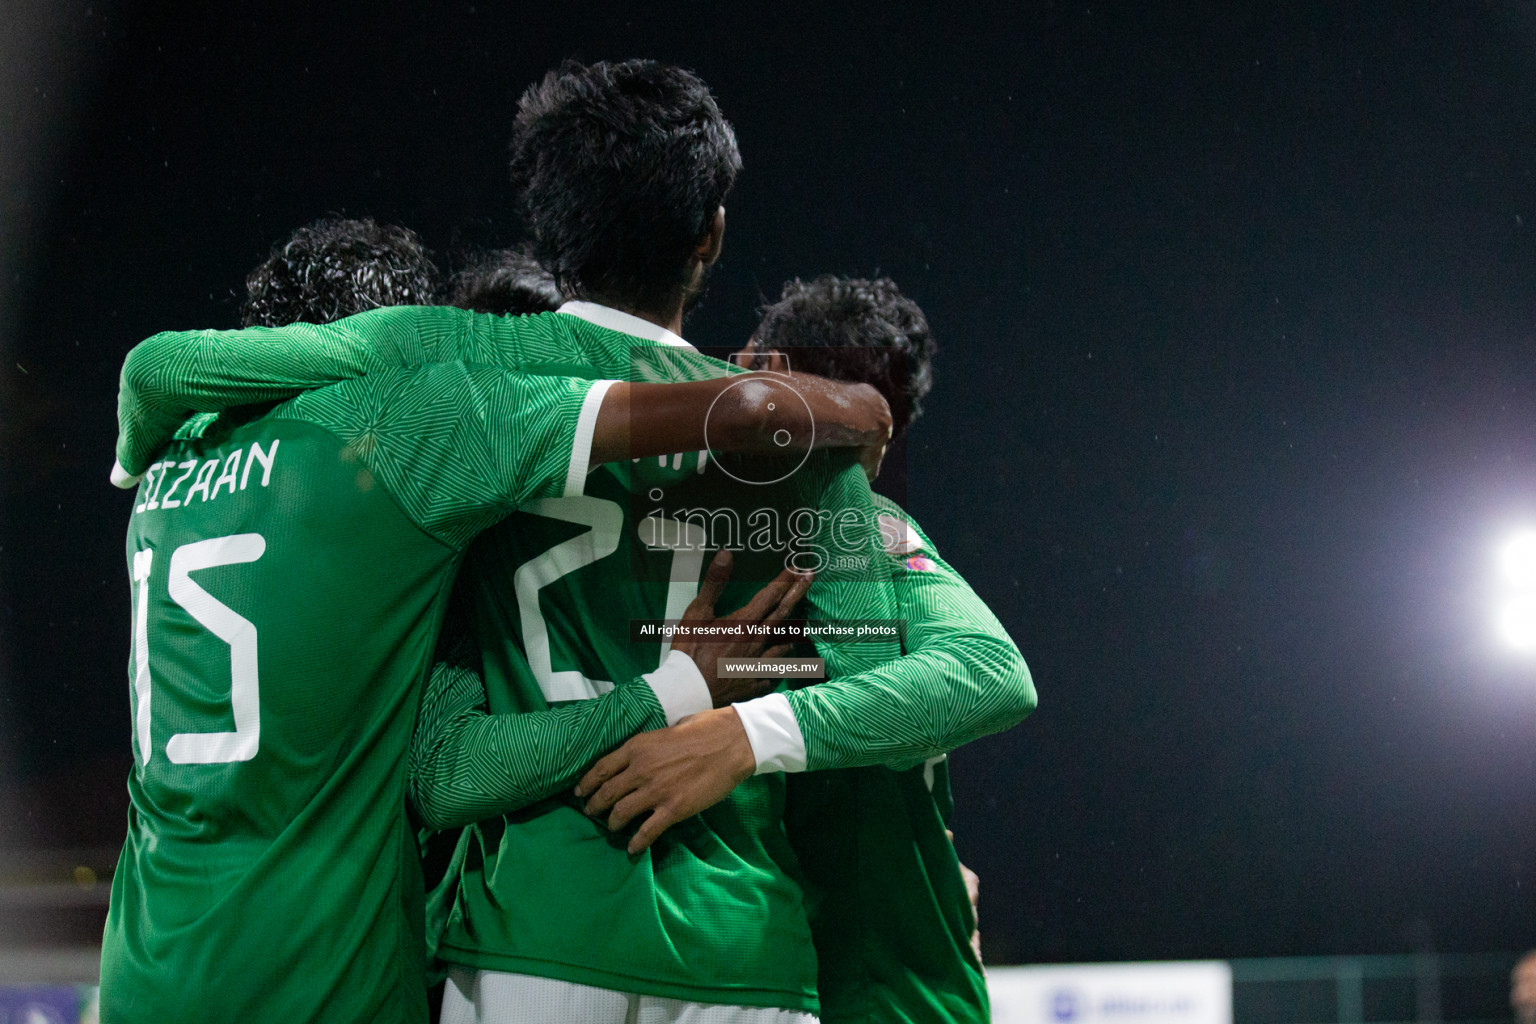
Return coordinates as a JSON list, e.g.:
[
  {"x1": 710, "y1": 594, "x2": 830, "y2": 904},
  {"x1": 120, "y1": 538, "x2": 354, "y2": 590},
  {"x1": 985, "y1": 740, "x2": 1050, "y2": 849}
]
[{"x1": 4, "y1": 1, "x2": 1536, "y2": 965}]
